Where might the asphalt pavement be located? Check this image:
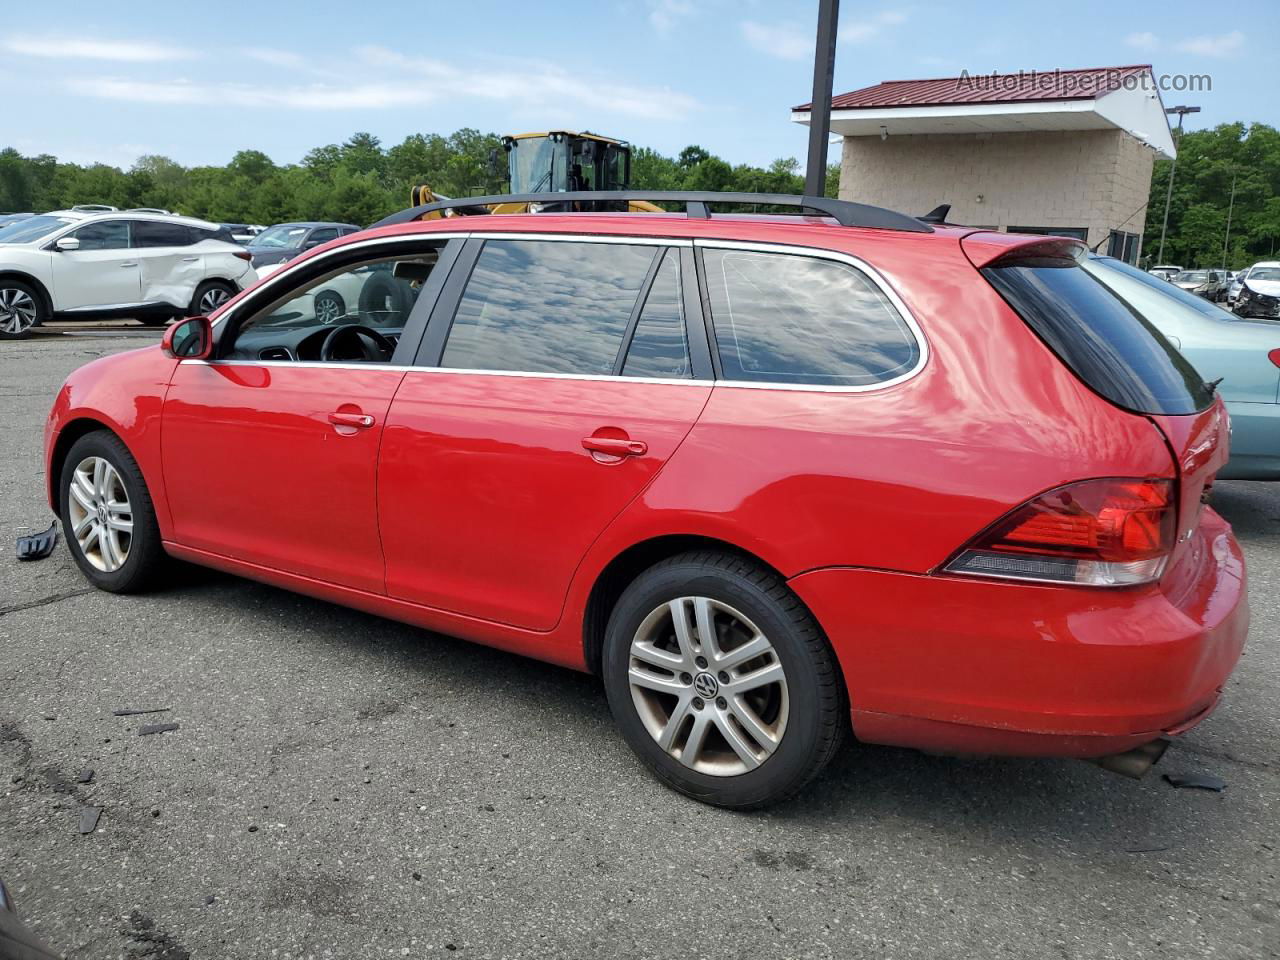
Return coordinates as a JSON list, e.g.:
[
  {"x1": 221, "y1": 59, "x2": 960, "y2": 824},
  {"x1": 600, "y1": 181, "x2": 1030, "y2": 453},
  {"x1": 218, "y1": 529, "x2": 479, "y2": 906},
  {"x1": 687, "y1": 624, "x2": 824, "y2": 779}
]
[{"x1": 2, "y1": 328, "x2": 1277, "y2": 959}]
